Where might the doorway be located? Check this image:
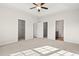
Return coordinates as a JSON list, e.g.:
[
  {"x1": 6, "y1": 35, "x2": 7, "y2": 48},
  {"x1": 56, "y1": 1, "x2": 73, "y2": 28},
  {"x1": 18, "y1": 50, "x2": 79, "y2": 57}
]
[
  {"x1": 43, "y1": 22, "x2": 48, "y2": 38},
  {"x1": 55, "y1": 20, "x2": 64, "y2": 41},
  {"x1": 18, "y1": 19, "x2": 25, "y2": 41},
  {"x1": 33, "y1": 22, "x2": 43, "y2": 38},
  {"x1": 33, "y1": 23, "x2": 37, "y2": 38}
]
